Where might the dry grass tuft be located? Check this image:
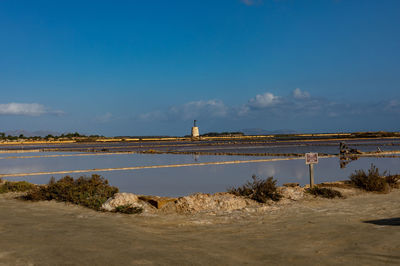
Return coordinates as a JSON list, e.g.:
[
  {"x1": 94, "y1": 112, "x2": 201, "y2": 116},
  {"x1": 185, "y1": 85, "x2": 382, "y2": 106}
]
[
  {"x1": 228, "y1": 175, "x2": 282, "y2": 203},
  {"x1": 307, "y1": 186, "x2": 343, "y2": 199}
]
